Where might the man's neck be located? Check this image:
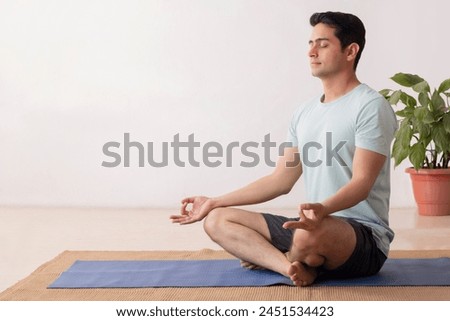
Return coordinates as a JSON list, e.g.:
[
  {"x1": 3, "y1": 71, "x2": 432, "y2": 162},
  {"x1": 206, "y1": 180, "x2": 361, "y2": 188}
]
[{"x1": 320, "y1": 74, "x2": 360, "y2": 103}]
